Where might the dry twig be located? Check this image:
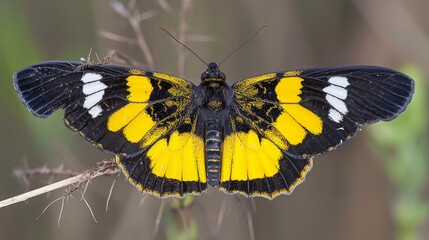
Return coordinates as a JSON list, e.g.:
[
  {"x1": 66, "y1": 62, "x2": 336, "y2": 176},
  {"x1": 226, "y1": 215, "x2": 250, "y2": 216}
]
[
  {"x1": 0, "y1": 159, "x2": 119, "y2": 209},
  {"x1": 107, "y1": 0, "x2": 156, "y2": 68},
  {"x1": 177, "y1": 0, "x2": 192, "y2": 77}
]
